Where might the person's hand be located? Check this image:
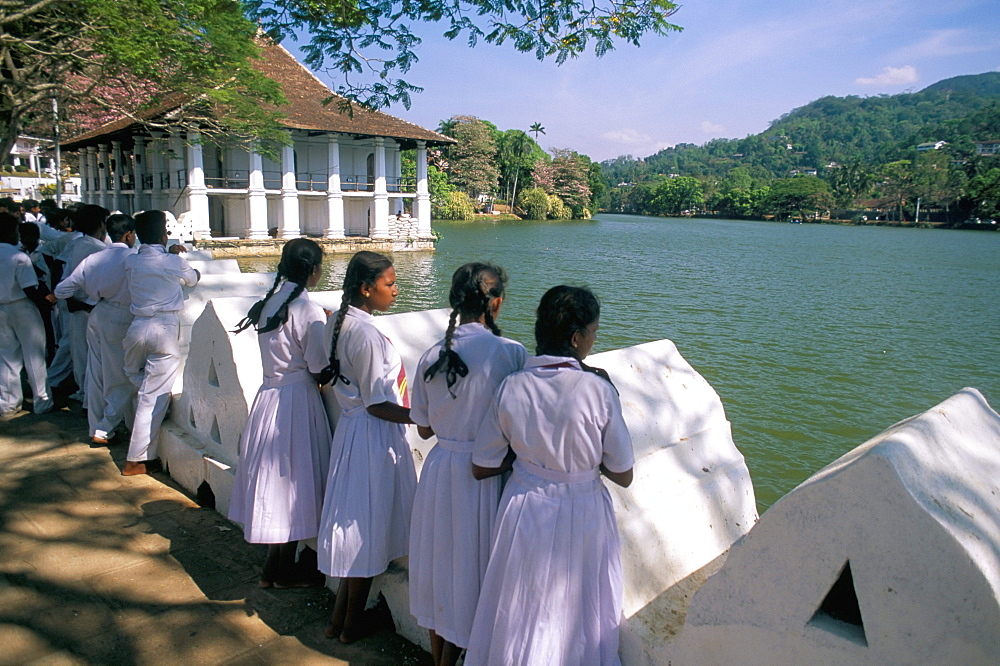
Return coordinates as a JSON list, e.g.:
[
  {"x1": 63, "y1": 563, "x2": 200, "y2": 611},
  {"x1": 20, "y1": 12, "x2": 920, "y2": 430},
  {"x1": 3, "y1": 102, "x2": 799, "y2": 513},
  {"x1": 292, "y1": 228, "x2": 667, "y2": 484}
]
[
  {"x1": 44, "y1": 294, "x2": 57, "y2": 305},
  {"x1": 168, "y1": 243, "x2": 188, "y2": 254}
]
